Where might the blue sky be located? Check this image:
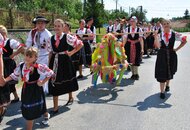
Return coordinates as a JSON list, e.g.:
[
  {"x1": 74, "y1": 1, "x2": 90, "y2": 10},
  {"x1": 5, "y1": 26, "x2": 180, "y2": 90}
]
[{"x1": 104, "y1": 0, "x2": 190, "y2": 20}]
